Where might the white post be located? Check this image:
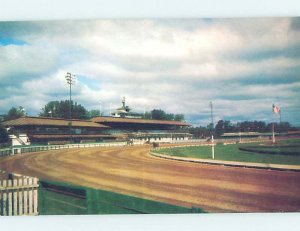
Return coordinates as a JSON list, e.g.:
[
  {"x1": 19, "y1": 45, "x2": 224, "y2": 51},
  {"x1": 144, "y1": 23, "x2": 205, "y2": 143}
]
[
  {"x1": 0, "y1": 180, "x2": 3, "y2": 216},
  {"x1": 13, "y1": 179, "x2": 18, "y2": 215},
  {"x1": 33, "y1": 178, "x2": 38, "y2": 215},
  {"x1": 0, "y1": 182, "x2": 2, "y2": 215},
  {"x1": 28, "y1": 178, "x2": 33, "y2": 215},
  {"x1": 272, "y1": 123, "x2": 275, "y2": 144},
  {"x1": 23, "y1": 178, "x2": 28, "y2": 215},
  {"x1": 211, "y1": 135, "x2": 215, "y2": 159},
  {"x1": 18, "y1": 179, "x2": 23, "y2": 215},
  {"x1": 8, "y1": 180, "x2": 13, "y2": 216},
  {"x1": 2, "y1": 189, "x2": 8, "y2": 215}
]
